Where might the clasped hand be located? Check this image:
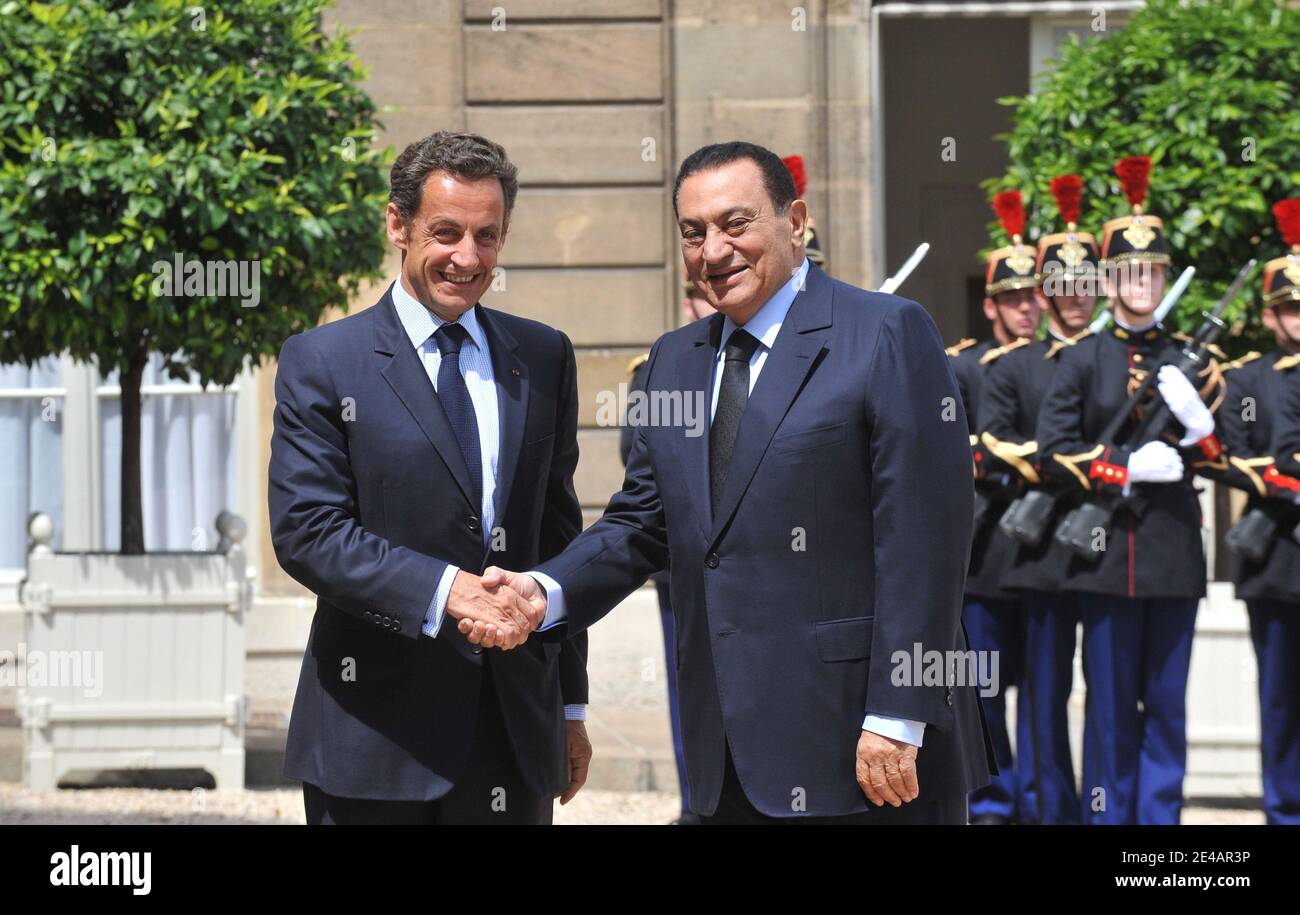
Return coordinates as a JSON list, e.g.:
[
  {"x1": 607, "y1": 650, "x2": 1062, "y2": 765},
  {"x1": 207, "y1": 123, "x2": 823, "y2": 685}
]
[{"x1": 444, "y1": 567, "x2": 548, "y2": 650}]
